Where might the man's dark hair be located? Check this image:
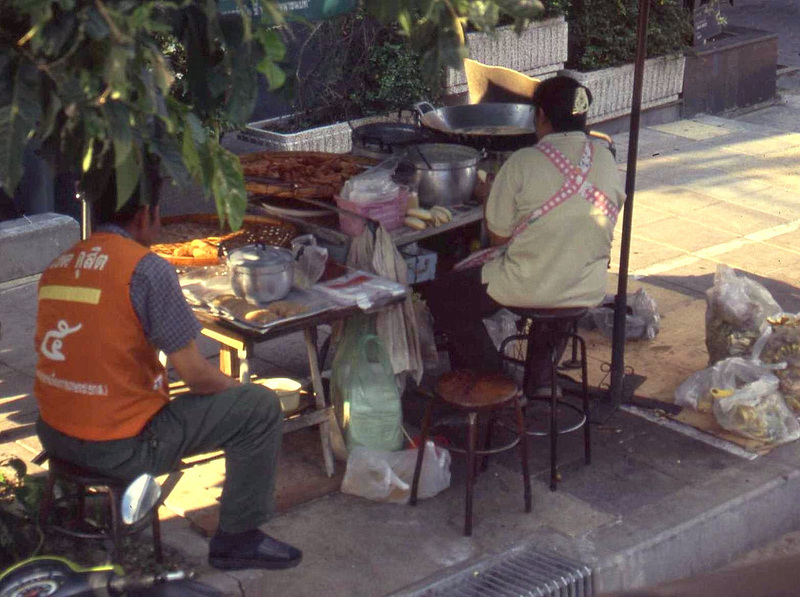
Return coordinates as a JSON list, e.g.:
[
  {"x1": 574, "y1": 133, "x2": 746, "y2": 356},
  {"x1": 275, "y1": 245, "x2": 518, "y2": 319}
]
[
  {"x1": 86, "y1": 154, "x2": 162, "y2": 227},
  {"x1": 532, "y1": 76, "x2": 593, "y2": 133}
]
